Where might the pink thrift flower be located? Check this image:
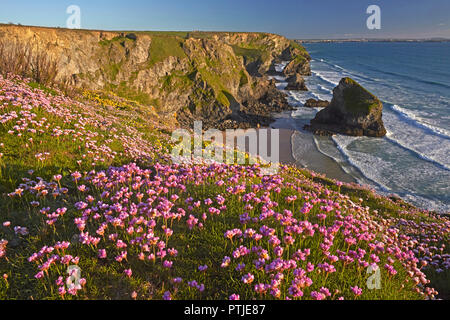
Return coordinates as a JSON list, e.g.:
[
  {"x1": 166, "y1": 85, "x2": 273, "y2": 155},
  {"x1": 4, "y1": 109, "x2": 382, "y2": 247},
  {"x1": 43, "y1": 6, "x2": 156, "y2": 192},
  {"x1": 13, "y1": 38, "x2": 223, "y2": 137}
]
[
  {"x1": 98, "y1": 249, "x2": 107, "y2": 259},
  {"x1": 351, "y1": 286, "x2": 363, "y2": 297},
  {"x1": 242, "y1": 273, "x2": 255, "y2": 284},
  {"x1": 163, "y1": 291, "x2": 172, "y2": 300},
  {"x1": 124, "y1": 269, "x2": 132, "y2": 278},
  {"x1": 229, "y1": 294, "x2": 240, "y2": 300},
  {"x1": 198, "y1": 265, "x2": 208, "y2": 272},
  {"x1": 58, "y1": 286, "x2": 66, "y2": 296}
]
